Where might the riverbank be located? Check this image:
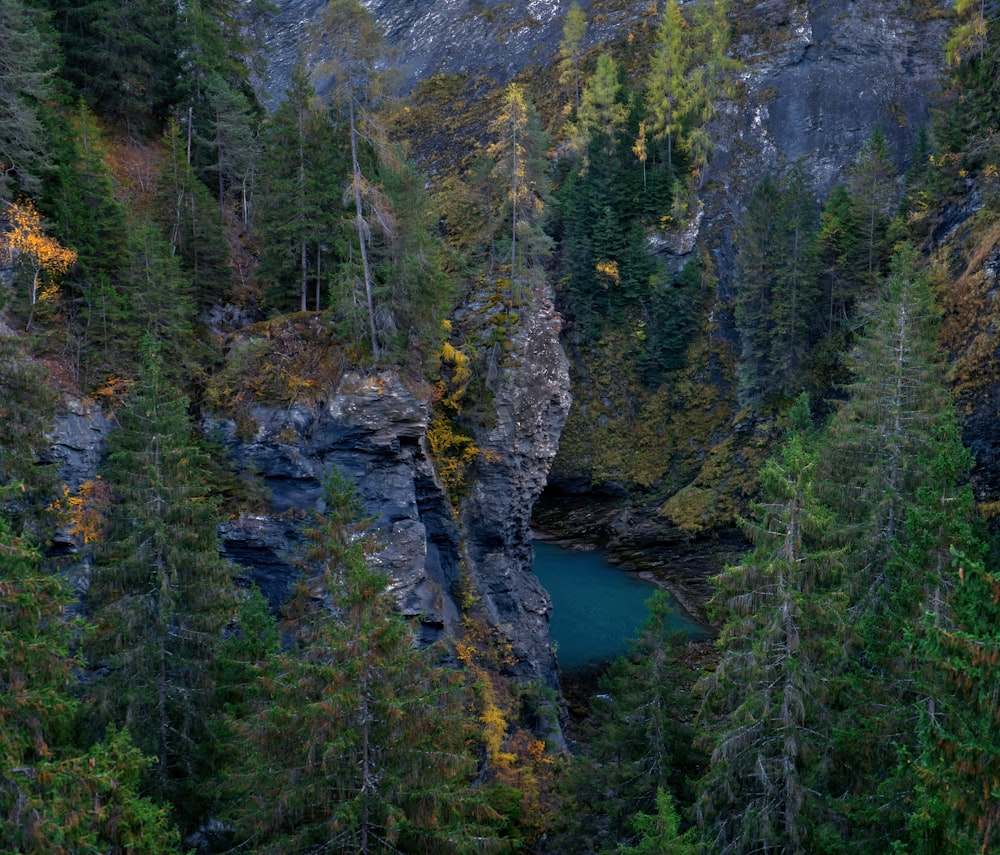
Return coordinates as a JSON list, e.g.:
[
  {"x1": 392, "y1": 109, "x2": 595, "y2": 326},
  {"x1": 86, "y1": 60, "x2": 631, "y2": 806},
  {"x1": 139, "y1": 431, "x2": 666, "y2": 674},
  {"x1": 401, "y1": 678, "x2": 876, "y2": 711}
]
[{"x1": 531, "y1": 492, "x2": 742, "y2": 630}]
